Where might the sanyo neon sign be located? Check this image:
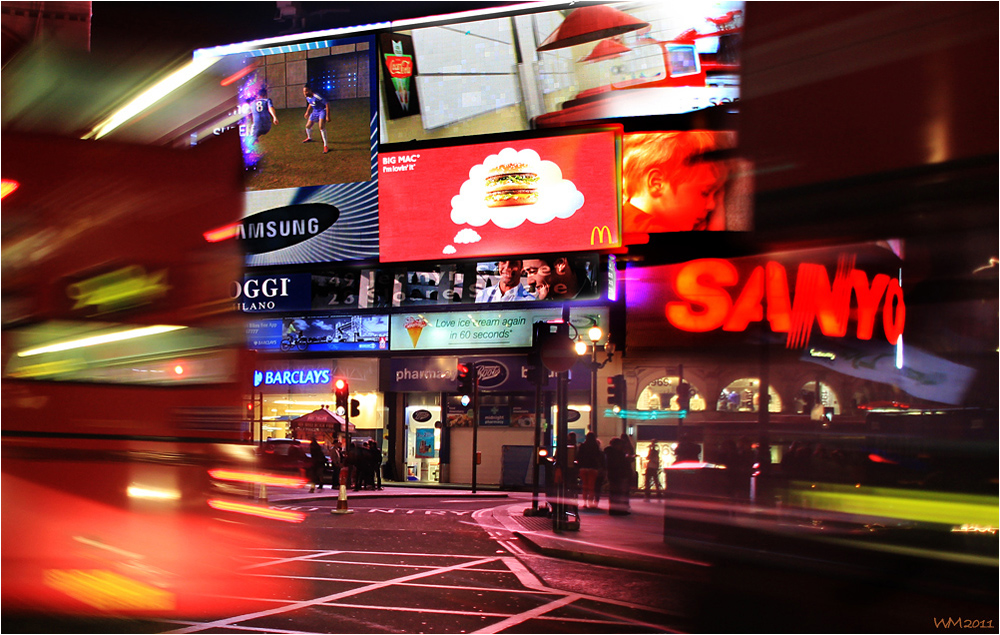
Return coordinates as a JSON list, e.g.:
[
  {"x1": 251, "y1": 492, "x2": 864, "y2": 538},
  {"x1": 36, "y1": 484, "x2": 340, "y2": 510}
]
[
  {"x1": 665, "y1": 257, "x2": 905, "y2": 348},
  {"x1": 254, "y1": 369, "x2": 331, "y2": 387}
]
